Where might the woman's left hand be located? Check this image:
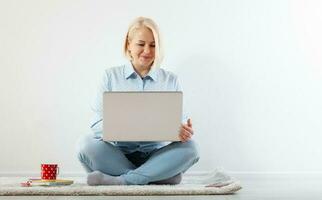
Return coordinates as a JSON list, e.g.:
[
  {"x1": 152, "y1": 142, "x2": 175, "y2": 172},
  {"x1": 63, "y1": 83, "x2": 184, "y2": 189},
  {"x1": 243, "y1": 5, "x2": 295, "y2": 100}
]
[{"x1": 179, "y1": 118, "x2": 194, "y2": 142}]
